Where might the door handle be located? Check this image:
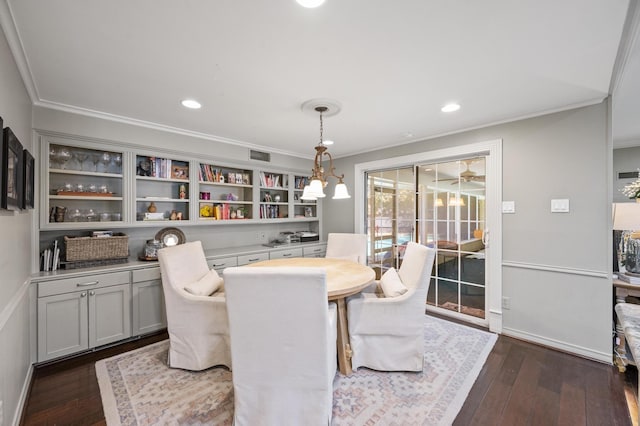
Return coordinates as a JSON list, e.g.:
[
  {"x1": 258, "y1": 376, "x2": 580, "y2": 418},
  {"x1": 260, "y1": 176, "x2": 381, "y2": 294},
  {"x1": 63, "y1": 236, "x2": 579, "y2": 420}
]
[
  {"x1": 76, "y1": 281, "x2": 99, "y2": 287},
  {"x1": 482, "y1": 229, "x2": 489, "y2": 247}
]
